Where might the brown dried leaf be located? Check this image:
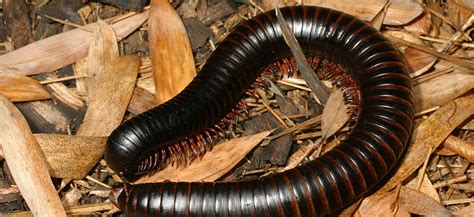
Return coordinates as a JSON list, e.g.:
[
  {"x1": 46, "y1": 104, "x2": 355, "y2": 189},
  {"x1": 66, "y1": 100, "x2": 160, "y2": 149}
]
[
  {"x1": 0, "y1": 74, "x2": 50, "y2": 102},
  {"x1": 76, "y1": 20, "x2": 140, "y2": 137},
  {"x1": 136, "y1": 76, "x2": 155, "y2": 94},
  {"x1": 404, "y1": 13, "x2": 432, "y2": 35},
  {"x1": 263, "y1": 0, "x2": 423, "y2": 25},
  {"x1": 356, "y1": 186, "x2": 410, "y2": 217},
  {"x1": 380, "y1": 94, "x2": 474, "y2": 192},
  {"x1": 398, "y1": 186, "x2": 451, "y2": 216},
  {"x1": 135, "y1": 131, "x2": 271, "y2": 184},
  {"x1": 0, "y1": 94, "x2": 66, "y2": 216},
  {"x1": 404, "y1": 47, "x2": 436, "y2": 73},
  {"x1": 442, "y1": 135, "x2": 474, "y2": 163},
  {"x1": 149, "y1": 0, "x2": 196, "y2": 104},
  {"x1": 34, "y1": 134, "x2": 107, "y2": 179},
  {"x1": 369, "y1": 1, "x2": 390, "y2": 30},
  {"x1": 406, "y1": 173, "x2": 440, "y2": 202},
  {"x1": 462, "y1": 119, "x2": 474, "y2": 130},
  {"x1": 434, "y1": 146, "x2": 457, "y2": 156},
  {"x1": 413, "y1": 73, "x2": 474, "y2": 112},
  {"x1": 447, "y1": 0, "x2": 474, "y2": 28},
  {"x1": 61, "y1": 187, "x2": 82, "y2": 208},
  {"x1": 128, "y1": 86, "x2": 157, "y2": 115},
  {"x1": 453, "y1": 204, "x2": 474, "y2": 216},
  {"x1": 321, "y1": 89, "x2": 349, "y2": 140},
  {"x1": 0, "y1": 11, "x2": 148, "y2": 75}
]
